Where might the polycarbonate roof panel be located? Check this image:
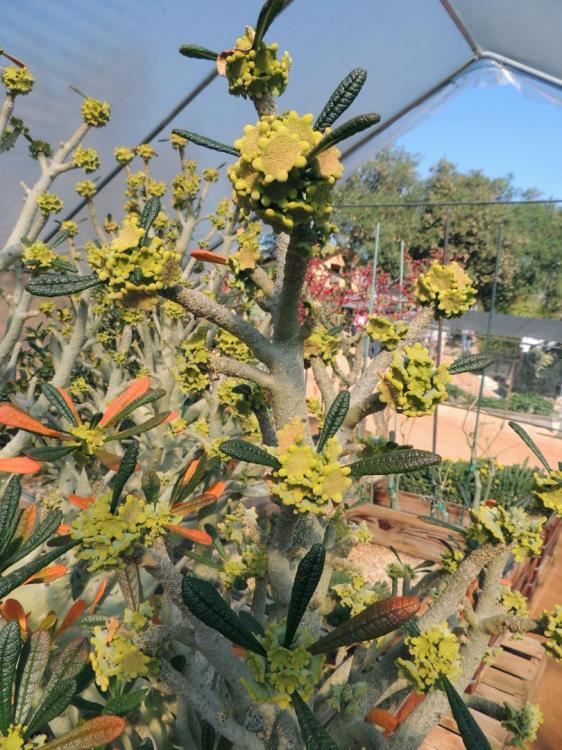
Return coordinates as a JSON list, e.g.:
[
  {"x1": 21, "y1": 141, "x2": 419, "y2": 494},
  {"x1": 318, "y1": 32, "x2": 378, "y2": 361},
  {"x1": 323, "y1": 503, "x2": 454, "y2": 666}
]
[{"x1": 0, "y1": 0, "x2": 471, "y2": 242}]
